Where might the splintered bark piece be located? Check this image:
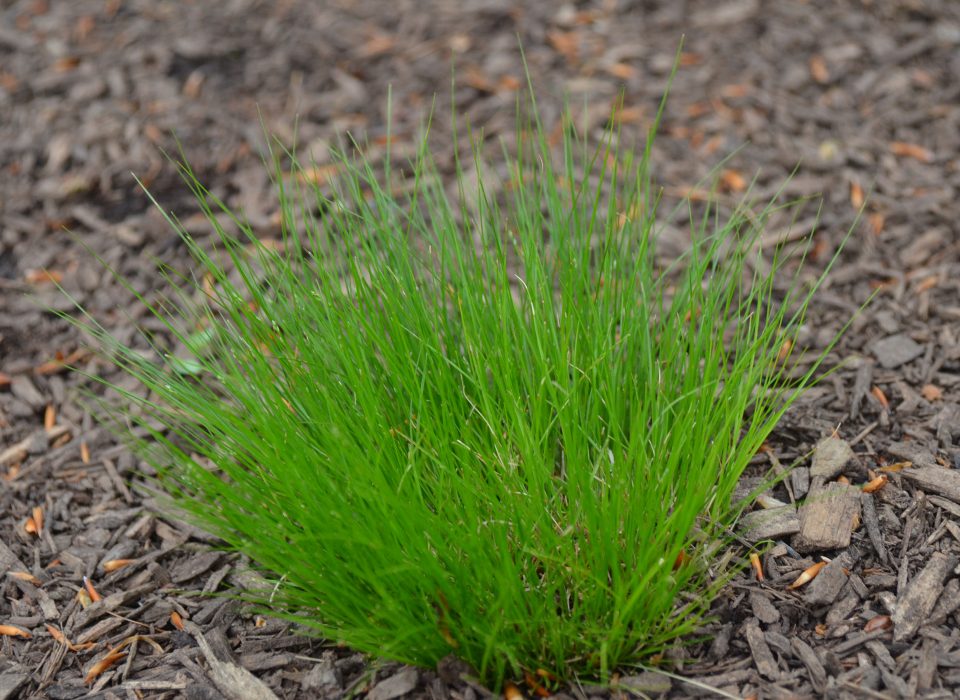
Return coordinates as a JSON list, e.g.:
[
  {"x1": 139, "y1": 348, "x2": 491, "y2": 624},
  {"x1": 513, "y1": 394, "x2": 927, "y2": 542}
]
[
  {"x1": 810, "y1": 437, "x2": 855, "y2": 480},
  {"x1": 805, "y1": 549, "x2": 859, "y2": 606},
  {"x1": 860, "y1": 492, "x2": 888, "y2": 564},
  {"x1": 739, "y1": 505, "x2": 800, "y2": 542},
  {"x1": 901, "y1": 467, "x2": 960, "y2": 504},
  {"x1": 793, "y1": 483, "x2": 861, "y2": 553},
  {"x1": 892, "y1": 551, "x2": 957, "y2": 642},
  {"x1": 791, "y1": 637, "x2": 827, "y2": 695},
  {"x1": 743, "y1": 618, "x2": 779, "y2": 681}
]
